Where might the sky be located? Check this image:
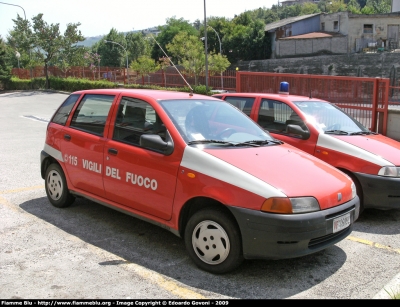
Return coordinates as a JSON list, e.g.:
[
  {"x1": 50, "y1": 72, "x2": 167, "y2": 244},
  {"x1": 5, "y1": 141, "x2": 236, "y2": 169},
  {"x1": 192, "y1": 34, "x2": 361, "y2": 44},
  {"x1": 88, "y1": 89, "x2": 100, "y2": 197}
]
[{"x1": 0, "y1": 0, "x2": 278, "y2": 39}]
